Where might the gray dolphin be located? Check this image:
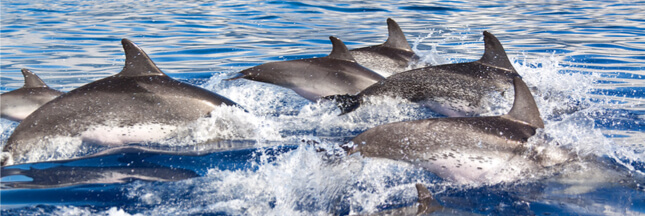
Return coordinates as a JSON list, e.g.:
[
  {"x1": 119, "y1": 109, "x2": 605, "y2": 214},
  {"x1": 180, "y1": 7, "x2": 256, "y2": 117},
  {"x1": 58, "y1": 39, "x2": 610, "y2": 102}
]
[
  {"x1": 348, "y1": 77, "x2": 571, "y2": 184},
  {"x1": 2, "y1": 39, "x2": 240, "y2": 165},
  {"x1": 326, "y1": 31, "x2": 520, "y2": 117},
  {"x1": 0, "y1": 68, "x2": 64, "y2": 121},
  {"x1": 367, "y1": 183, "x2": 478, "y2": 215},
  {"x1": 349, "y1": 18, "x2": 421, "y2": 77},
  {"x1": 1, "y1": 164, "x2": 198, "y2": 189},
  {"x1": 226, "y1": 36, "x2": 385, "y2": 101},
  {"x1": 1, "y1": 146, "x2": 205, "y2": 188}
]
